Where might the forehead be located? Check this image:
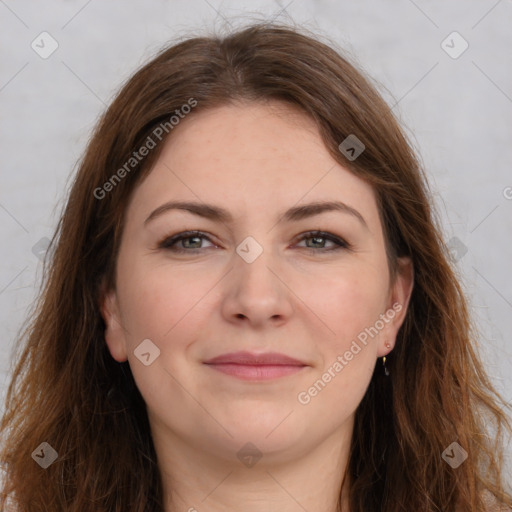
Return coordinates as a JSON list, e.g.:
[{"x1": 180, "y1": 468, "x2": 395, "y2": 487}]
[
  {"x1": 127, "y1": 101, "x2": 380, "y2": 229},
  {"x1": 169, "y1": 100, "x2": 326, "y2": 161}
]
